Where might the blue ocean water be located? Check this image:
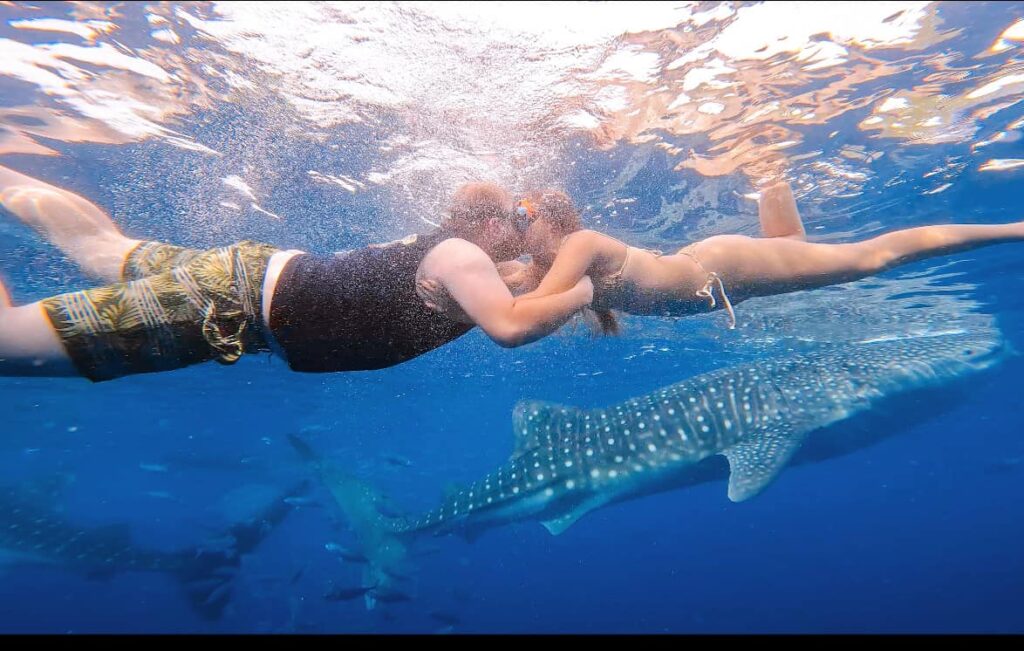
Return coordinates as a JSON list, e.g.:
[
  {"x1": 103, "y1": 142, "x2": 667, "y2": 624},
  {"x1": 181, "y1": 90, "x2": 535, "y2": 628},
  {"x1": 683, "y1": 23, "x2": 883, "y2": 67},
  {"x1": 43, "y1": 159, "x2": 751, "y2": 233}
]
[{"x1": 1, "y1": 1, "x2": 1023, "y2": 633}]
